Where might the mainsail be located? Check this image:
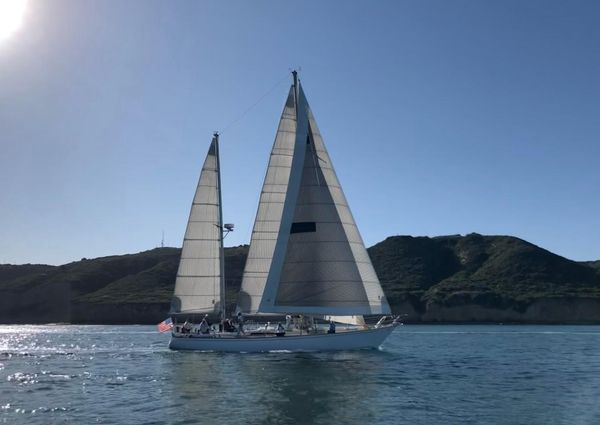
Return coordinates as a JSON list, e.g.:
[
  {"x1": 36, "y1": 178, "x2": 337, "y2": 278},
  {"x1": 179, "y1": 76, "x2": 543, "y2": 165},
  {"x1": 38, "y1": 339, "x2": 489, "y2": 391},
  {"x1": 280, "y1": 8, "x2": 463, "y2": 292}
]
[
  {"x1": 235, "y1": 85, "x2": 304, "y2": 313},
  {"x1": 238, "y1": 75, "x2": 390, "y2": 316},
  {"x1": 171, "y1": 134, "x2": 224, "y2": 317}
]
